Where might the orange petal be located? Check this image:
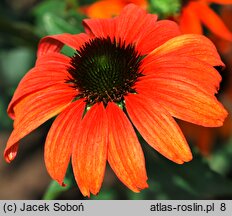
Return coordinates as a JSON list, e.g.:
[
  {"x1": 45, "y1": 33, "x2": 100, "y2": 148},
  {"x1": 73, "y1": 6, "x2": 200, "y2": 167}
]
[
  {"x1": 114, "y1": 3, "x2": 152, "y2": 44},
  {"x1": 72, "y1": 103, "x2": 108, "y2": 197},
  {"x1": 37, "y1": 33, "x2": 90, "y2": 57},
  {"x1": 106, "y1": 102, "x2": 148, "y2": 192},
  {"x1": 115, "y1": 4, "x2": 181, "y2": 55},
  {"x1": 83, "y1": 3, "x2": 156, "y2": 51},
  {"x1": 193, "y1": 2, "x2": 232, "y2": 41},
  {"x1": 83, "y1": 18, "x2": 116, "y2": 41},
  {"x1": 4, "y1": 84, "x2": 76, "y2": 163},
  {"x1": 118, "y1": 4, "x2": 178, "y2": 55},
  {"x1": 44, "y1": 99, "x2": 85, "y2": 186},
  {"x1": 149, "y1": 34, "x2": 224, "y2": 67},
  {"x1": 84, "y1": 4, "x2": 180, "y2": 55},
  {"x1": 136, "y1": 78, "x2": 228, "y2": 127},
  {"x1": 125, "y1": 94, "x2": 192, "y2": 164},
  {"x1": 136, "y1": 20, "x2": 181, "y2": 55},
  {"x1": 140, "y1": 55, "x2": 222, "y2": 95},
  {"x1": 8, "y1": 53, "x2": 71, "y2": 118},
  {"x1": 179, "y1": 5, "x2": 203, "y2": 34}
]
